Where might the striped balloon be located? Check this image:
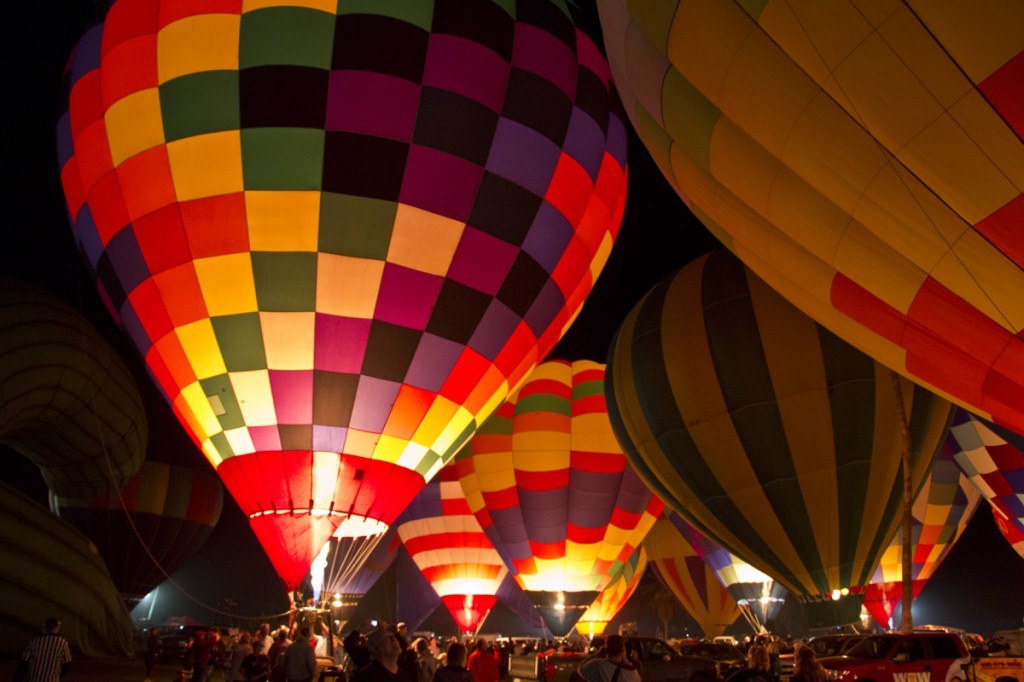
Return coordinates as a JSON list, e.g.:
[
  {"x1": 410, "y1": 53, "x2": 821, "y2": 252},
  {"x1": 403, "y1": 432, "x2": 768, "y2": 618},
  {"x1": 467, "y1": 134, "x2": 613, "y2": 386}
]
[
  {"x1": 0, "y1": 482, "x2": 133, "y2": 657},
  {"x1": 607, "y1": 251, "x2": 953, "y2": 626},
  {"x1": 596, "y1": 0, "x2": 1024, "y2": 435},
  {"x1": 668, "y1": 511, "x2": 787, "y2": 629},
  {"x1": 0, "y1": 278, "x2": 146, "y2": 498},
  {"x1": 396, "y1": 464, "x2": 508, "y2": 633},
  {"x1": 644, "y1": 513, "x2": 740, "y2": 640},
  {"x1": 58, "y1": 0, "x2": 628, "y2": 589},
  {"x1": 857, "y1": 443, "x2": 982, "y2": 627},
  {"x1": 578, "y1": 546, "x2": 646, "y2": 637},
  {"x1": 456, "y1": 359, "x2": 664, "y2": 636},
  {"x1": 947, "y1": 409, "x2": 1024, "y2": 546},
  {"x1": 992, "y1": 506, "x2": 1024, "y2": 560},
  {"x1": 51, "y1": 461, "x2": 223, "y2": 602},
  {"x1": 396, "y1": 546, "x2": 443, "y2": 633}
]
